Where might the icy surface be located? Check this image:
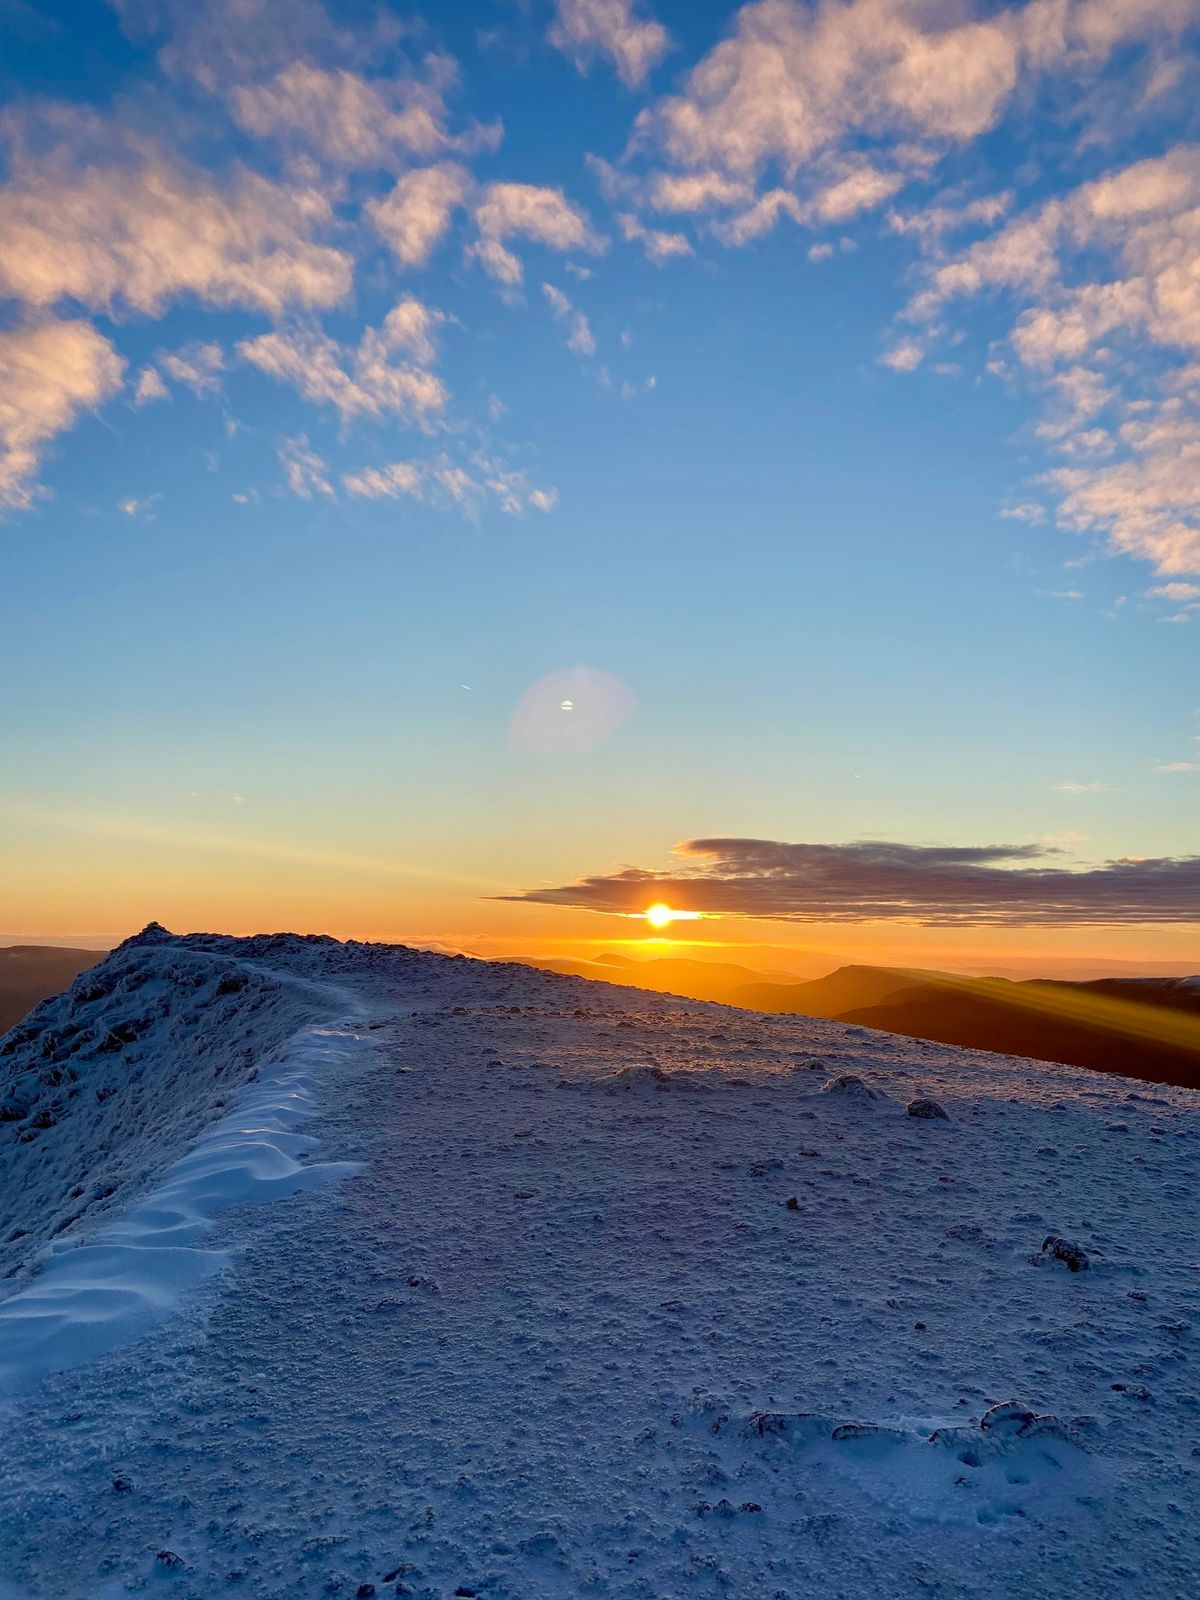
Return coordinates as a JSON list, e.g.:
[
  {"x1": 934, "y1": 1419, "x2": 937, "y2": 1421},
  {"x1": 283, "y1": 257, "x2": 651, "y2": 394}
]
[{"x1": 1, "y1": 931, "x2": 1199, "y2": 1597}]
